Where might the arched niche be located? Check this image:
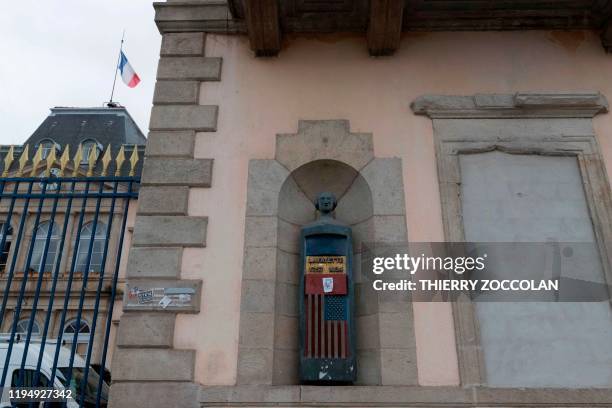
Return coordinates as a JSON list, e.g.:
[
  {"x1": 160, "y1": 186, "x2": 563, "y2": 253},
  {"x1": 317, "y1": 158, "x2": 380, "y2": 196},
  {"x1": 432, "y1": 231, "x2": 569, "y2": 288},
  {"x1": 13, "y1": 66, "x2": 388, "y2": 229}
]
[{"x1": 237, "y1": 120, "x2": 417, "y2": 386}]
